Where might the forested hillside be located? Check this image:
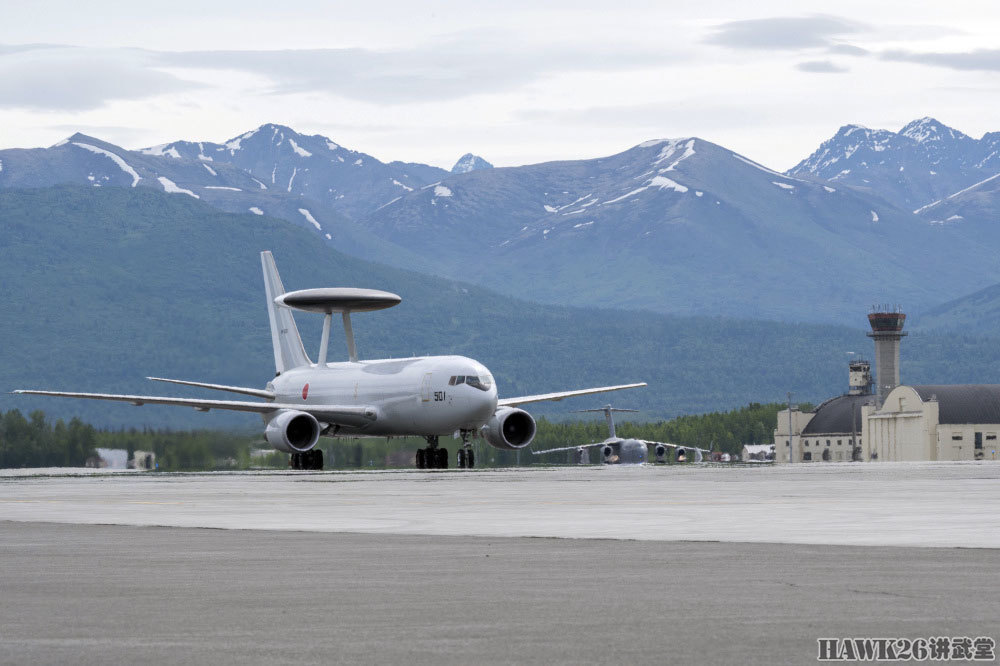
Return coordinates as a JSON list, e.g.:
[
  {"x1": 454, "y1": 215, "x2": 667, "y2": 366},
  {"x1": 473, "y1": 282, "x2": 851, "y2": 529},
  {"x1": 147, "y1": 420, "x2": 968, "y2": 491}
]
[{"x1": 3, "y1": 186, "x2": 1000, "y2": 429}]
